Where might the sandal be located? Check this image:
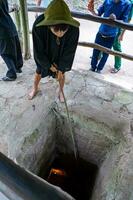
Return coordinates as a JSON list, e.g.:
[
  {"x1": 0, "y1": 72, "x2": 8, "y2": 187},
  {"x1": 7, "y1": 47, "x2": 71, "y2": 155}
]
[{"x1": 111, "y1": 68, "x2": 120, "y2": 73}]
